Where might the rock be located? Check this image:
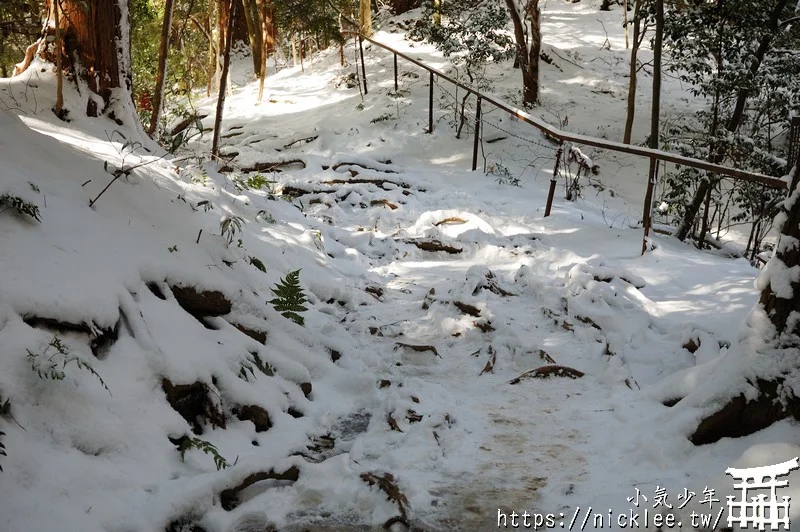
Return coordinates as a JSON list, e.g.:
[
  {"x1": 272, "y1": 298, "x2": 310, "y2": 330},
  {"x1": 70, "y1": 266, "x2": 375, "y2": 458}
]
[
  {"x1": 162, "y1": 378, "x2": 226, "y2": 434},
  {"x1": 170, "y1": 285, "x2": 232, "y2": 317},
  {"x1": 237, "y1": 404, "x2": 271, "y2": 432}
]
